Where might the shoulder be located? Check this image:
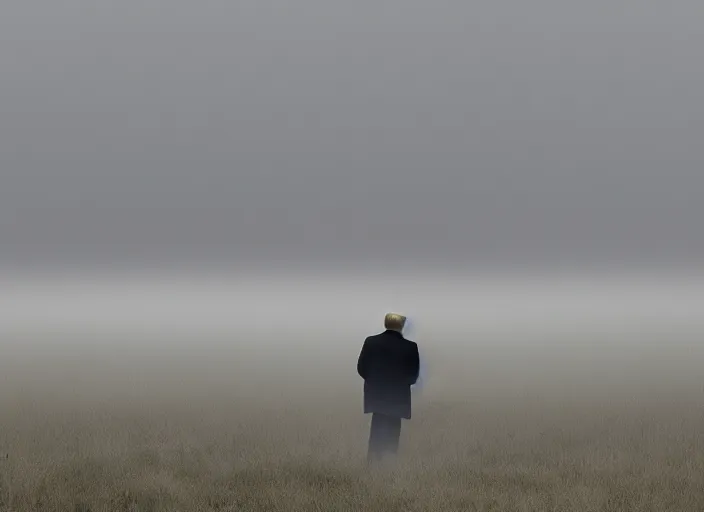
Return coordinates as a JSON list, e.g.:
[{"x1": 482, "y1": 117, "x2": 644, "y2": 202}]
[
  {"x1": 404, "y1": 338, "x2": 419, "y2": 350},
  {"x1": 404, "y1": 338, "x2": 418, "y2": 347}
]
